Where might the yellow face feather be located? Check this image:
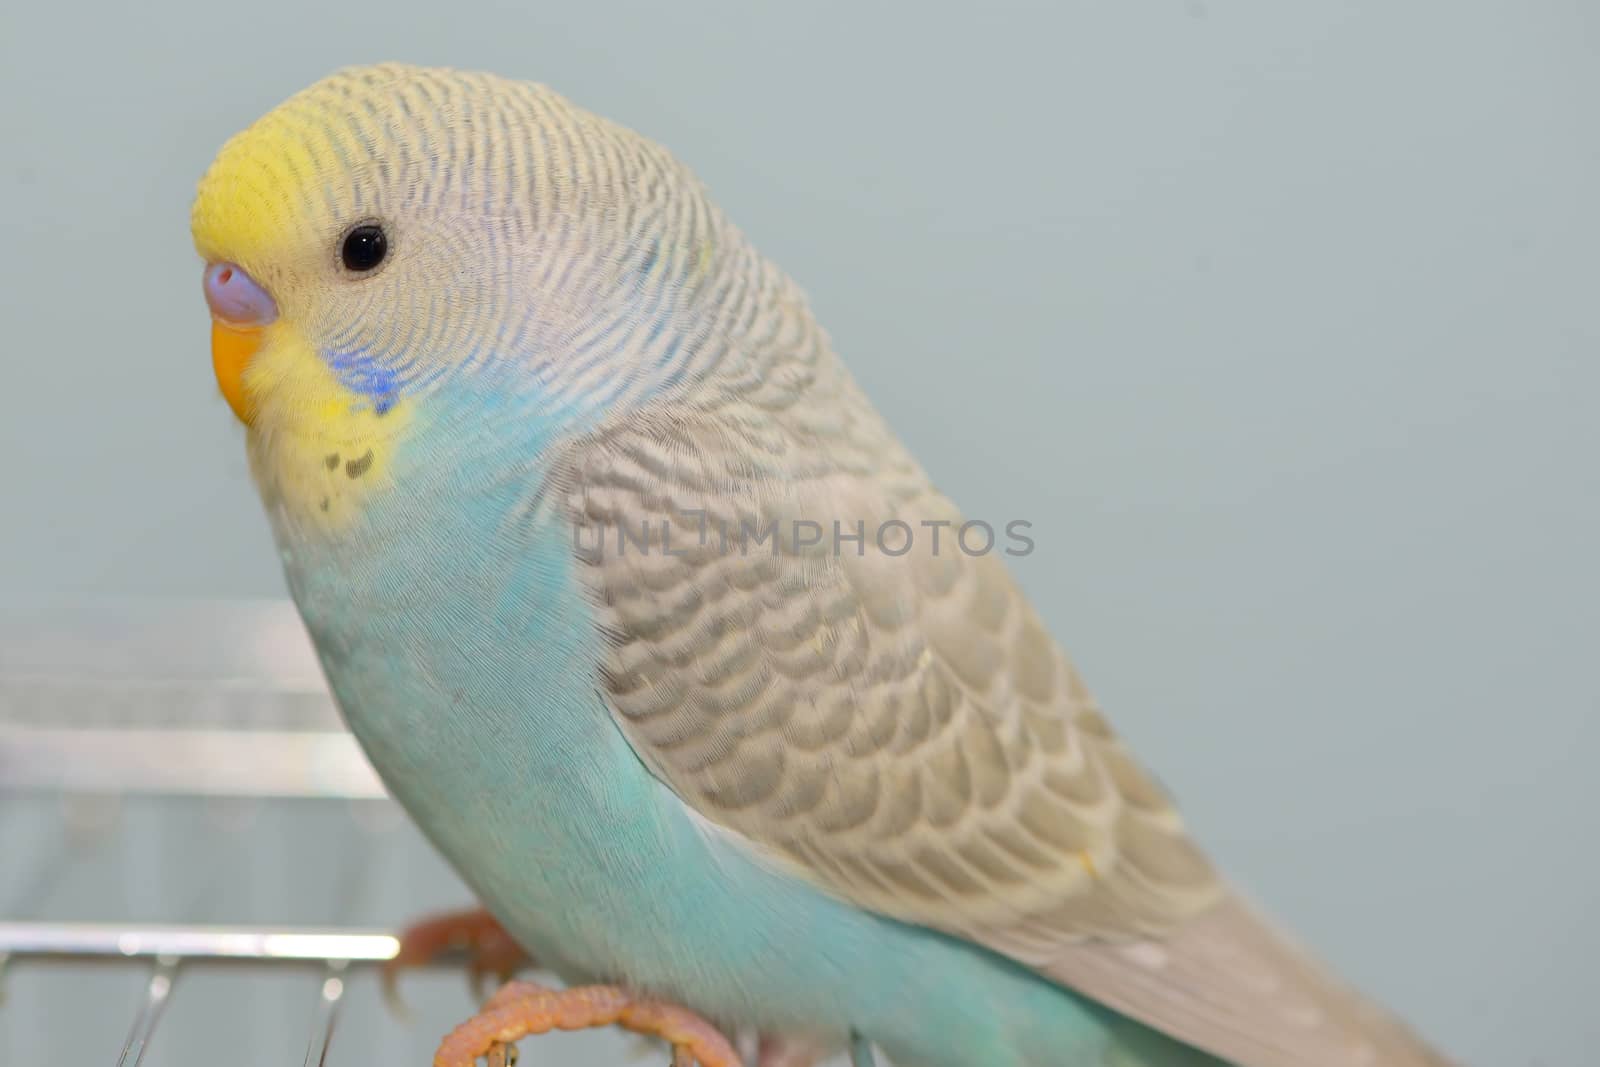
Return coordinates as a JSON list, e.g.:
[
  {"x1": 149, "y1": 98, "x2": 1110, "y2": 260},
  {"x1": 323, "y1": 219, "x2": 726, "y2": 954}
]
[
  {"x1": 240, "y1": 324, "x2": 410, "y2": 534},
  {"x1": 193, "y1": 68, "x2": 424, "y2": 533},
  {"x1": 191, "y1": 115, "x2": 324, "y2": 268}
]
